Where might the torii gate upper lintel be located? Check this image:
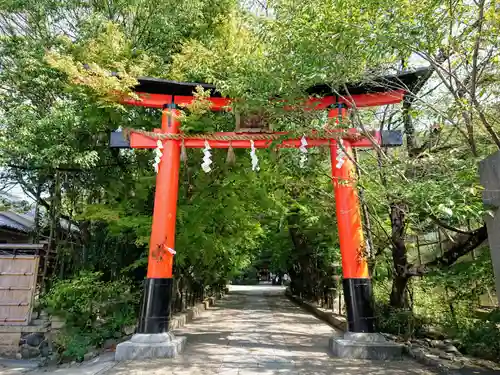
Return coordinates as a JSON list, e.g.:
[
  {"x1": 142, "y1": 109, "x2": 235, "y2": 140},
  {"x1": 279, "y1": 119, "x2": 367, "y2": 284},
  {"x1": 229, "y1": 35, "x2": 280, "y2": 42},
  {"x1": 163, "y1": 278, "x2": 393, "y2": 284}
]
[{"x1": 110, "y1": 69, "x2": 429, "y2": 346}]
